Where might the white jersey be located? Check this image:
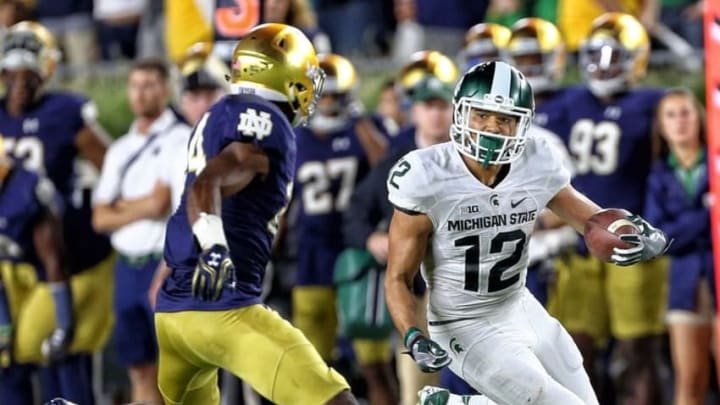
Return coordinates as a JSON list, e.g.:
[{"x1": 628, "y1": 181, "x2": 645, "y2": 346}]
[
  {"x1": 528, "y1": 124, "x2": 574, "y2": 176},
  {"x1": 387, "y1": 134, "x2": 570, "y2": 320}
]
